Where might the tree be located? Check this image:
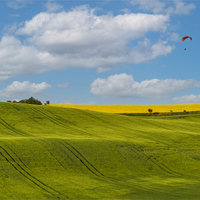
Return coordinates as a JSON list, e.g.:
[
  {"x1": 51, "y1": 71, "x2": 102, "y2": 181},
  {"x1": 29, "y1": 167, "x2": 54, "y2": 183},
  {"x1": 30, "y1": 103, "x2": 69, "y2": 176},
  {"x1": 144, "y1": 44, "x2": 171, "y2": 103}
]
[
  {"x1": 148, "y1": 108, "x2": 153, "y2": 114},
  {"x1": 19, "y1": 97, "x2": 42, "y2": 105}
]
